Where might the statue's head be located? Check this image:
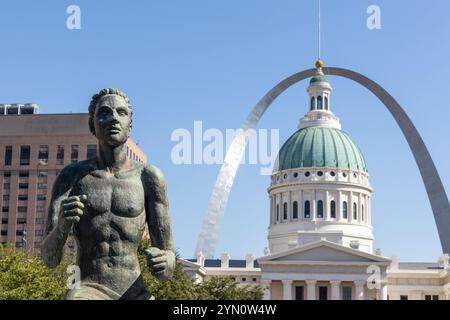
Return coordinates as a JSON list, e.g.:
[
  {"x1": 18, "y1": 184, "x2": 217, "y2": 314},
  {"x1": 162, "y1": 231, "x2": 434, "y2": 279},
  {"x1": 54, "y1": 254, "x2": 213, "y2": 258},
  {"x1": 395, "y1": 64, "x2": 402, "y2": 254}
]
[{"x1": 88, "y1": 88, "x2": 133, "y2": 147}]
